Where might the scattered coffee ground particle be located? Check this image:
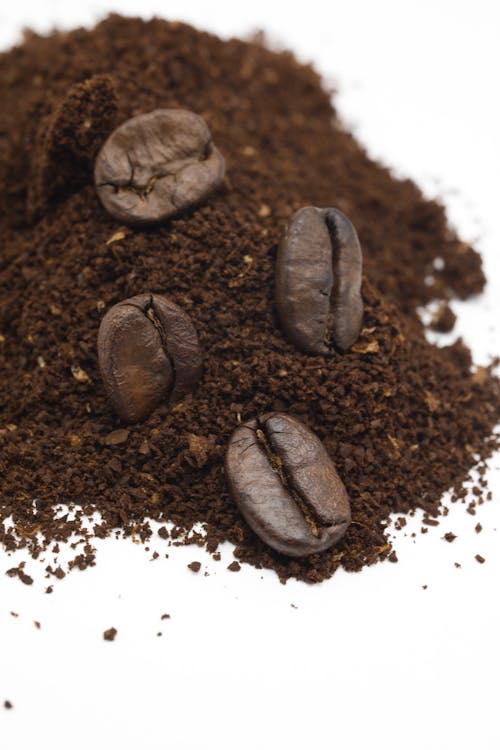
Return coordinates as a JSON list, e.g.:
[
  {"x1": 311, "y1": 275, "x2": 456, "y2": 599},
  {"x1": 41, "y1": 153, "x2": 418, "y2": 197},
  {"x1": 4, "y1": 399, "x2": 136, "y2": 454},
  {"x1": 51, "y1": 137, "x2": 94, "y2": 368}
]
[
  {"x1": 6, "y1": 567, "x2": 33, "y2": 586},
  {"x1": 46, "y1": 566, "x2": 66, "y2": 580},
  {"x1": 187, "y1": 562, "x2": 201, "y2": 573},
  {"x1": 103, "y1": 627, "x2": 117, "y2": 641},
  {"x1": 454, "y1": 562, "x2": 462, "y2": 569},
  {"x1": 157, "y1": 632, "x2": 162, "y2": 637},
  {"x1": 475, "y1": 555, "x2": 486, "y2": 564},
  {"x1": 10, "y1": 611, "x2": 18, "y2": 618},
  {"x1": 430, "y1": 303, "x2": 457, "y2": 334},
  {"x1": 68, "y1": 546, "x2": 96, "y2": 571},
  {"x1": 422, "y1": 518, "x2": 440, "y2": 527},
  {"x1": 4, "y1": 700, "x2": 13, "y2": 710},
  {"x1": 160, "y1": 613, "x2": 170, "y2": 620},
  {"x1": 422, "y1": 585, "x2": 428, "y2": 590},
  {"x1": 475, "y1": 523, "x2": 483, "y2": 534},
  {"x1": 45, "y1": 586, "x2": 53, "y2": 594},
  {"x1": 34, "y1": 620, "x2": 41, "y2": 629},
  {"x1": 0, "y1": 15, "x2": 498, "y2": 584},
  {"x1": 227, "y1": 561, "x2": 241, "y2": 572},
  {"x1": 444, "y1": 532, "x2": 457, "y2": 543}
]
